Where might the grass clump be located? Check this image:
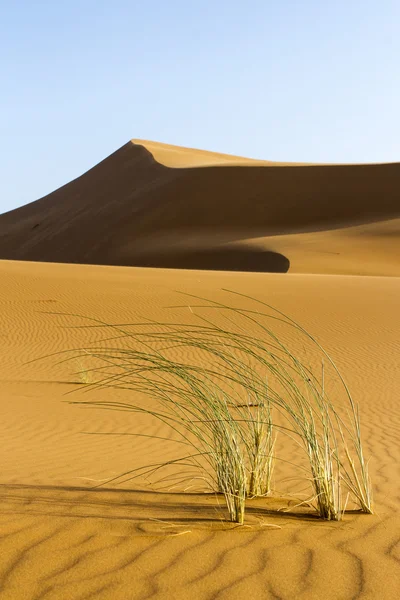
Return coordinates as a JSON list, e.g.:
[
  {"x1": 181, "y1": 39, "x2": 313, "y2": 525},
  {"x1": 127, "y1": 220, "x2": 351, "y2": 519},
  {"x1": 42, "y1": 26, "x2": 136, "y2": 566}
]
[{"x1": 51, "y1": 290, "x2": 372, "y2": 524}]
